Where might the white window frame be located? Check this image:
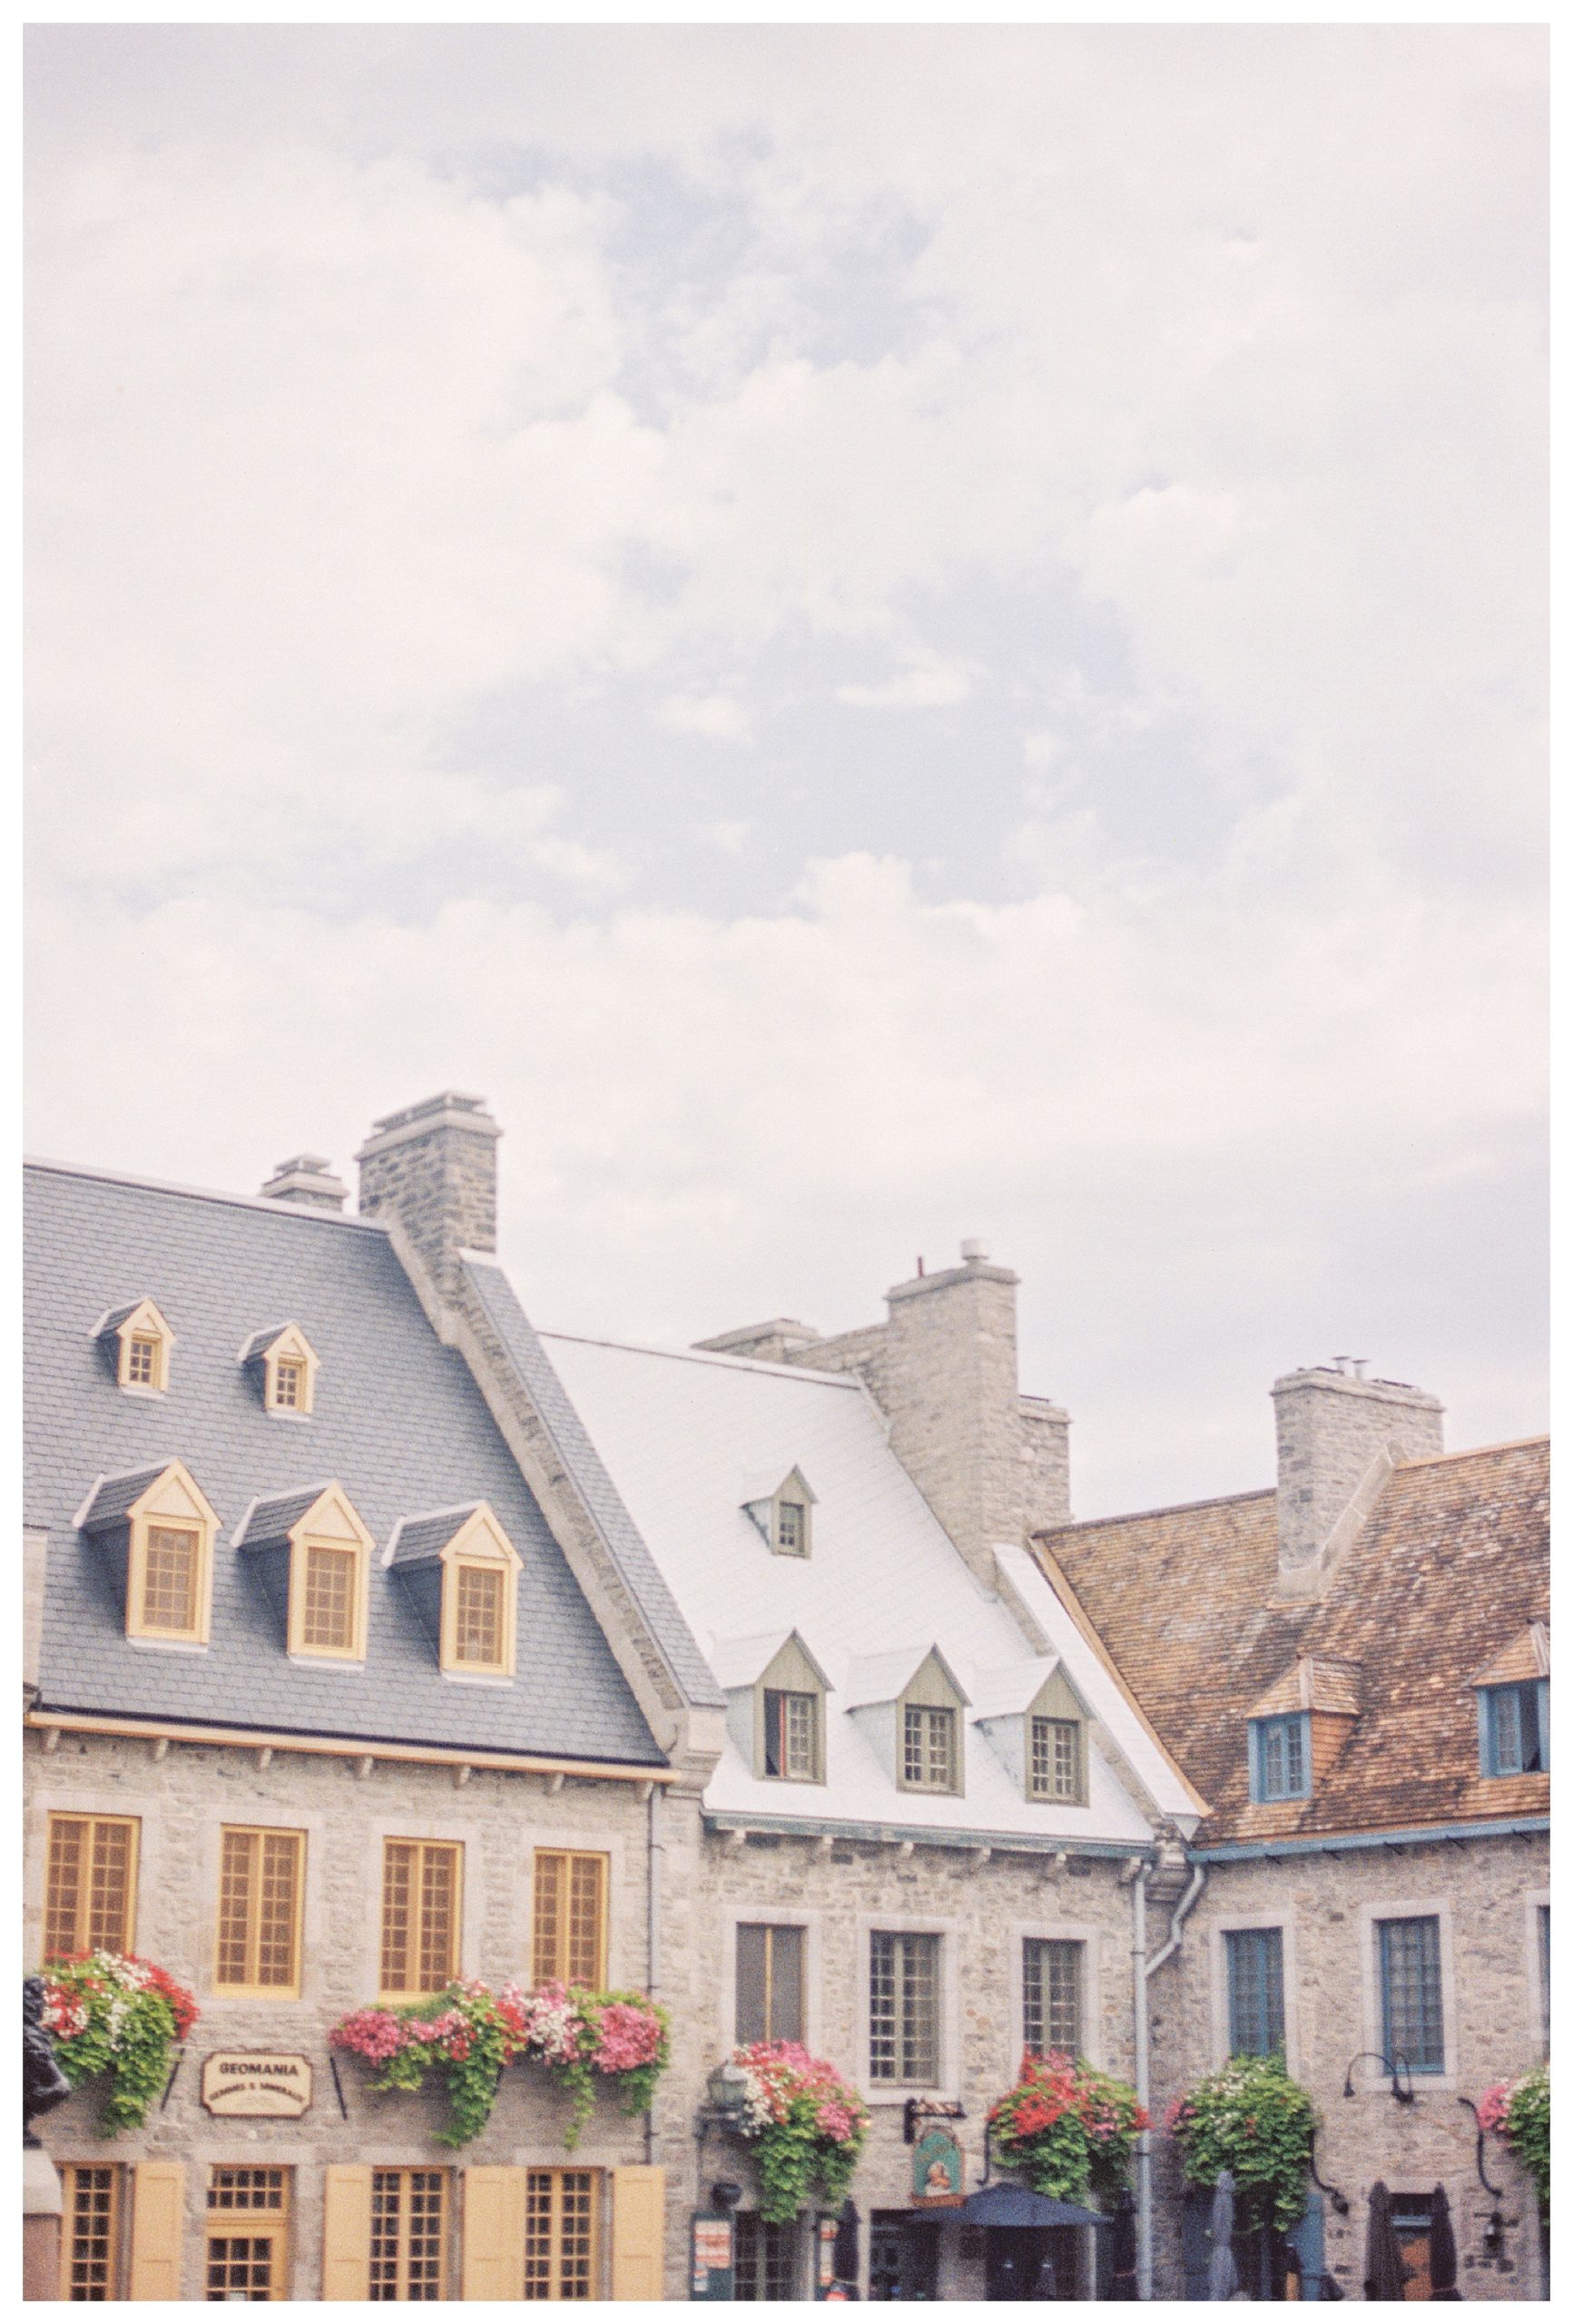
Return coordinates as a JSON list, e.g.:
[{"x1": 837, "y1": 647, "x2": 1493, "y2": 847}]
[
  {"x1": 857, "y1": 1913, "x2": 959, "y2": 2104},
  {"x1": 1008, "y1": 1918, "x2": 1104, "y2": 2077},
  {"x1": 720, "y1": 1907, "x2": 824, "y2": 2054},
  {"x1": 1208, "y1": 1908, "x2": 1301, "y2": 2075},
  {"x1": 1357, "y1": 1895, "x2": 1458, "y2": 2088}
]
